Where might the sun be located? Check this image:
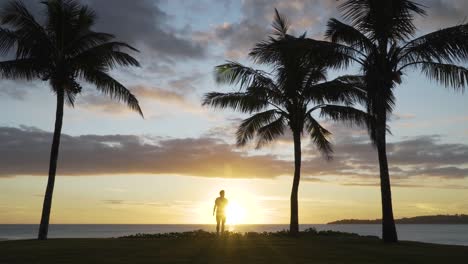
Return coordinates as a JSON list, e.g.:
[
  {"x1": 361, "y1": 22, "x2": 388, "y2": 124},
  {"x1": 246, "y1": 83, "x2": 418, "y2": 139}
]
[{"x1": 226, "y1": 201, "x2": 246, "y2": 225}]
